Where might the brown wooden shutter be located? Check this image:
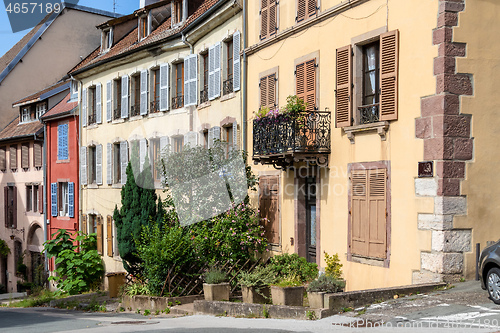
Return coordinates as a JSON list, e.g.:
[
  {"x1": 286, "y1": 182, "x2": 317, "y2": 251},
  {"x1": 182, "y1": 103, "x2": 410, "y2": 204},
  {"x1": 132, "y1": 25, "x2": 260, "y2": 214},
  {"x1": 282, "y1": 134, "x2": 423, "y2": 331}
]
[
  {"x1": 34, "y1": 142, "x2": 42, "y2": 167},
  {"x1": 4, "y1": 187, "x2": 7, "y2": 228},
  {"x1": 296, "y1": 62, "x2": 305, "y2": 104},
  {"x1": 307, "y1": 0, "x2": 317, "y2": 18},
  {"x1": 12, "y1": 186, "x2": 17, "y2": 229},
  {"x1": 297, "y1": 0, "x2": 306, "y2": 22},
  {"x1": 38, "y1": 185, "x2": 43, "y2": 213},
  {"x1": 97, "y1": 215, "x2": 103, "y2": 255},
  {"x1": 106, "y1": 215, "x2": 113, "y2": 257},
  {"x1": 367, "y1": 168, "x2": 387, "y2": 258},
  {"x1": 350, "y1": 170, "x2": 368, "y2": 256},
  {"x1": 296, "y1": 60, "x2": 316, "y2": 111},
  {"x1": 336, "y1": 45, "x2": 352, "y2": 127},
  {"x1": 269, "y1": 1, "x2": 277, "y2": 37},
  {"x1": 0, "y1": 146, "x2": 5, "y2": 170},
  {"x1": 261, "y1": 0, "x2": 268, "y2": 39},
  {"x1": 21, "y1": 143, "x2": 29, "y2": 169},
  {"x1": 268, "y1": 74, "x2": 276, "y2": 108},
  {"x1": 81, "y1": 215, "x2": 87, "y2": 235},
  {"x1": 10, "y1": 145, "x2": 17, "y2": 169},
  {"x1": 379, "y1": 30, "x2": 399, "y2": 121},
  {"x1": 259, "y1": 176, "x2": 280, "y2": 244},
  {"x1": 260, "y1": 76, "x2": 268, "y2": 108}
]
